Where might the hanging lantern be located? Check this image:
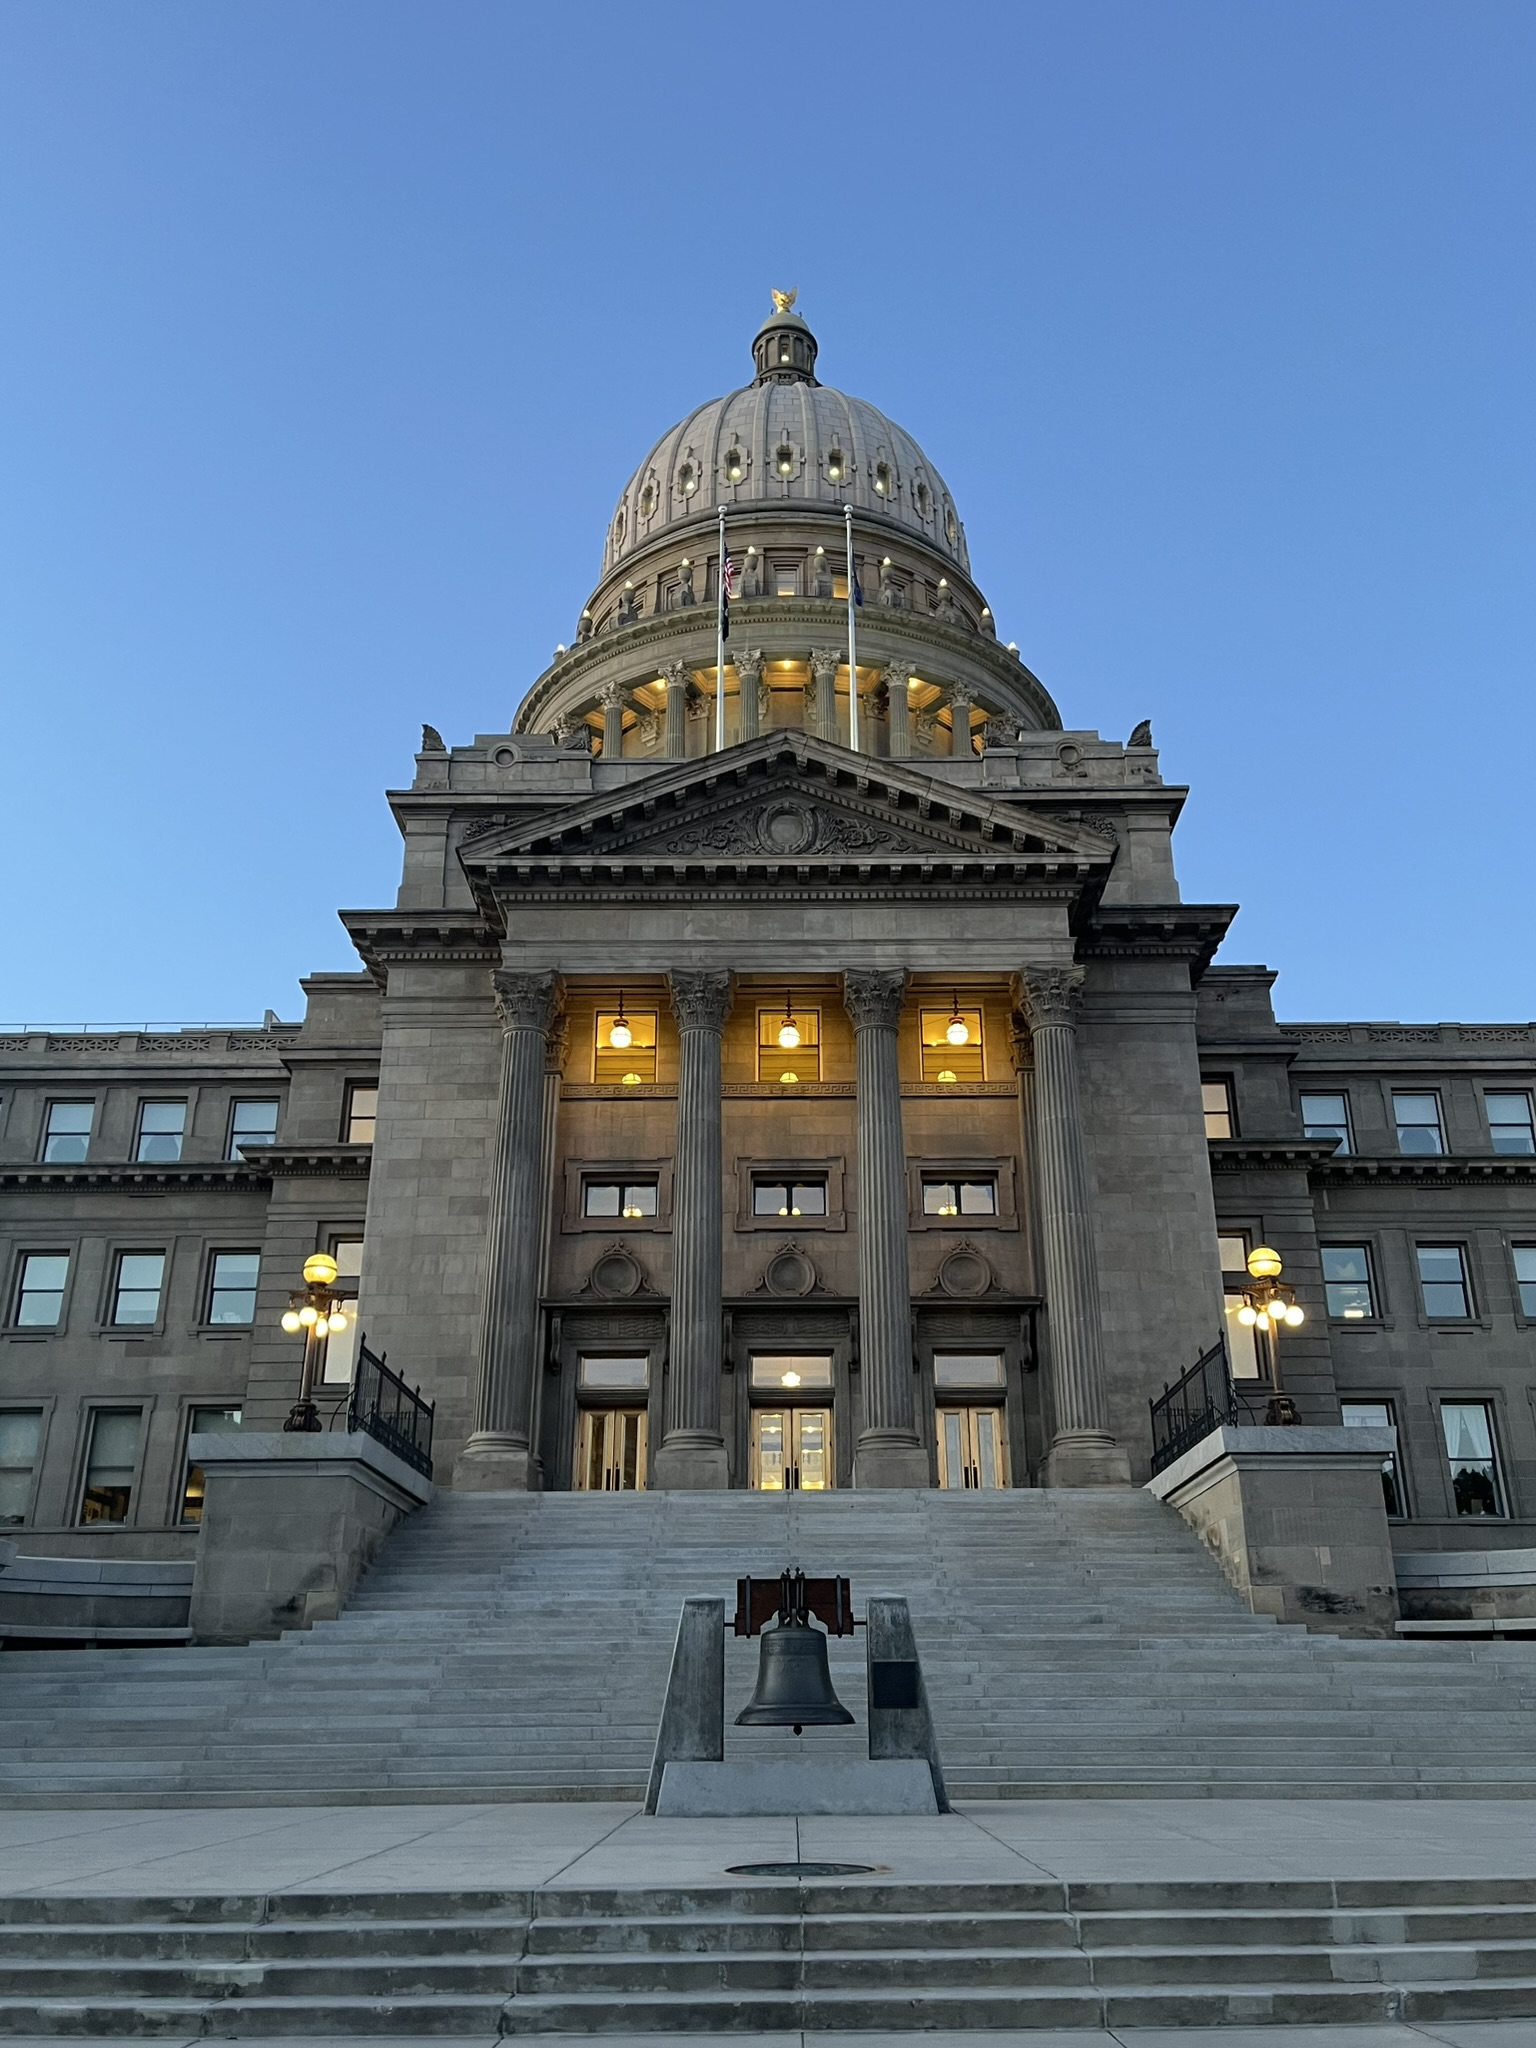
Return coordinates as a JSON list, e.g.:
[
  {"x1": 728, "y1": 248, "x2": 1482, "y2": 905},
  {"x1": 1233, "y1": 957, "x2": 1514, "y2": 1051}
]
[
  {"x1": 777, "y1": 995, "x2": 801, "y2": 1051},
  {"x1": 945, "y1": 992, "x2": 970, "y2": 1046},
  {"x1": 608, "y1": 993, "x2": 633, "y2": 1050}
]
